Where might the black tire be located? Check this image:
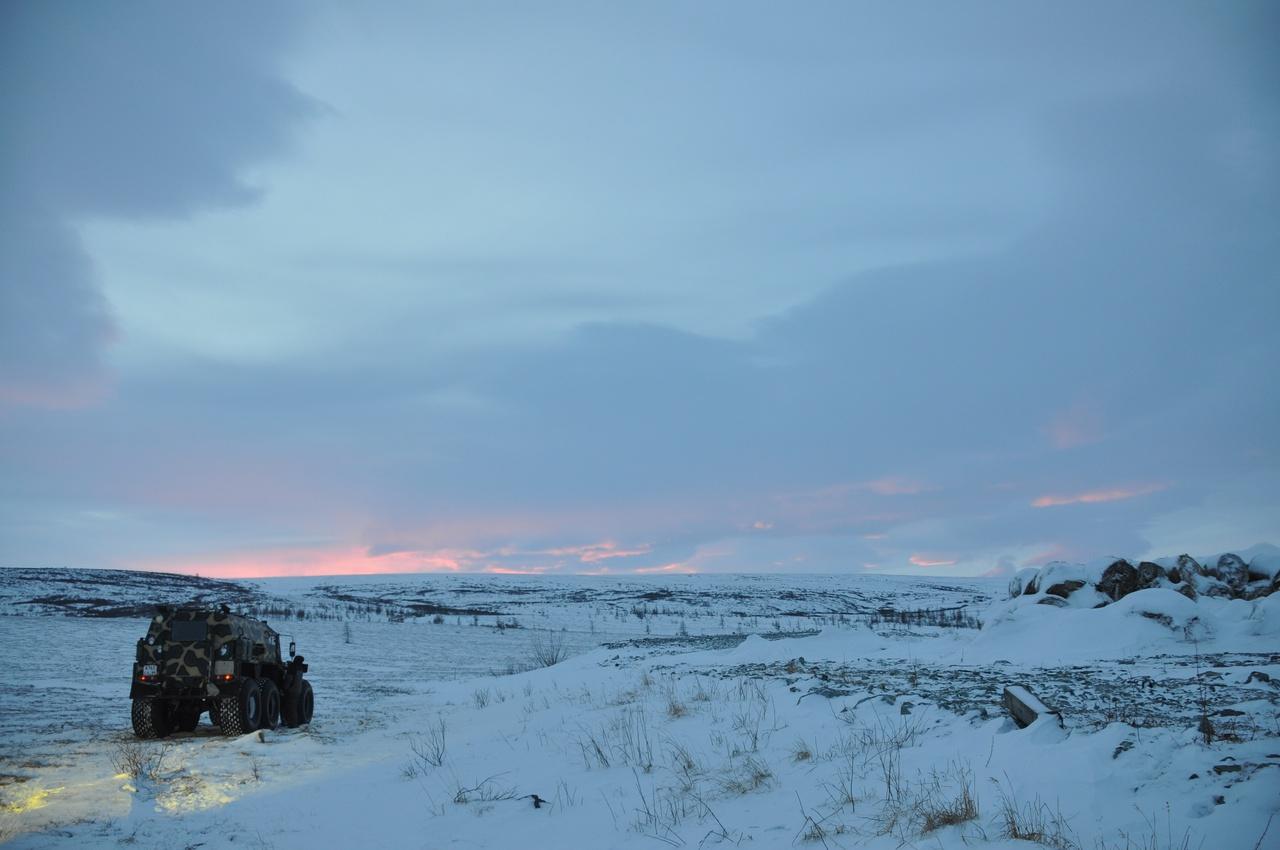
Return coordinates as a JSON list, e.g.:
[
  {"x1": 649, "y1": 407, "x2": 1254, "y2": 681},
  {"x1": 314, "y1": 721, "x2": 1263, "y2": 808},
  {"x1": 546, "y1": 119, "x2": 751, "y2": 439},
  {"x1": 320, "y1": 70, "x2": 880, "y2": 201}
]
[
  {"x1": 219, "y1": 678, "x2": 262, "y2": 735},
  {"x1": 131, "y1": 699, "x2": 171, "y2": 739},
  {"x1": 283, "y1": 679, "x2": 314, "y2": 727},
  {"x1": 258, "y1": 678, "x2": 281, "y2": 731},
  {"x1": 281, "y1": 678, "x2": 299, "y2": 727},
  {"x1": 297, "y1": 679, "x2": 314, "y2": 724},
  {"x1": 215, "y1": 697, "x2": 236, "y2": 732},
  {"x1": 173, "y1": 704, "x2": 200, "y2": 733}
]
